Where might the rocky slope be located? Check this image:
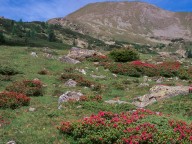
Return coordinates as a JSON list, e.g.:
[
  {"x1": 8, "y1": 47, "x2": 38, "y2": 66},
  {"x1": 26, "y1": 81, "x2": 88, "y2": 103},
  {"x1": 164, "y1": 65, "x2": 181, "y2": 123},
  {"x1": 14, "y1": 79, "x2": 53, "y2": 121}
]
[{"x1": 48, "y1": 2, "x2": 192, "y2": 44}]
